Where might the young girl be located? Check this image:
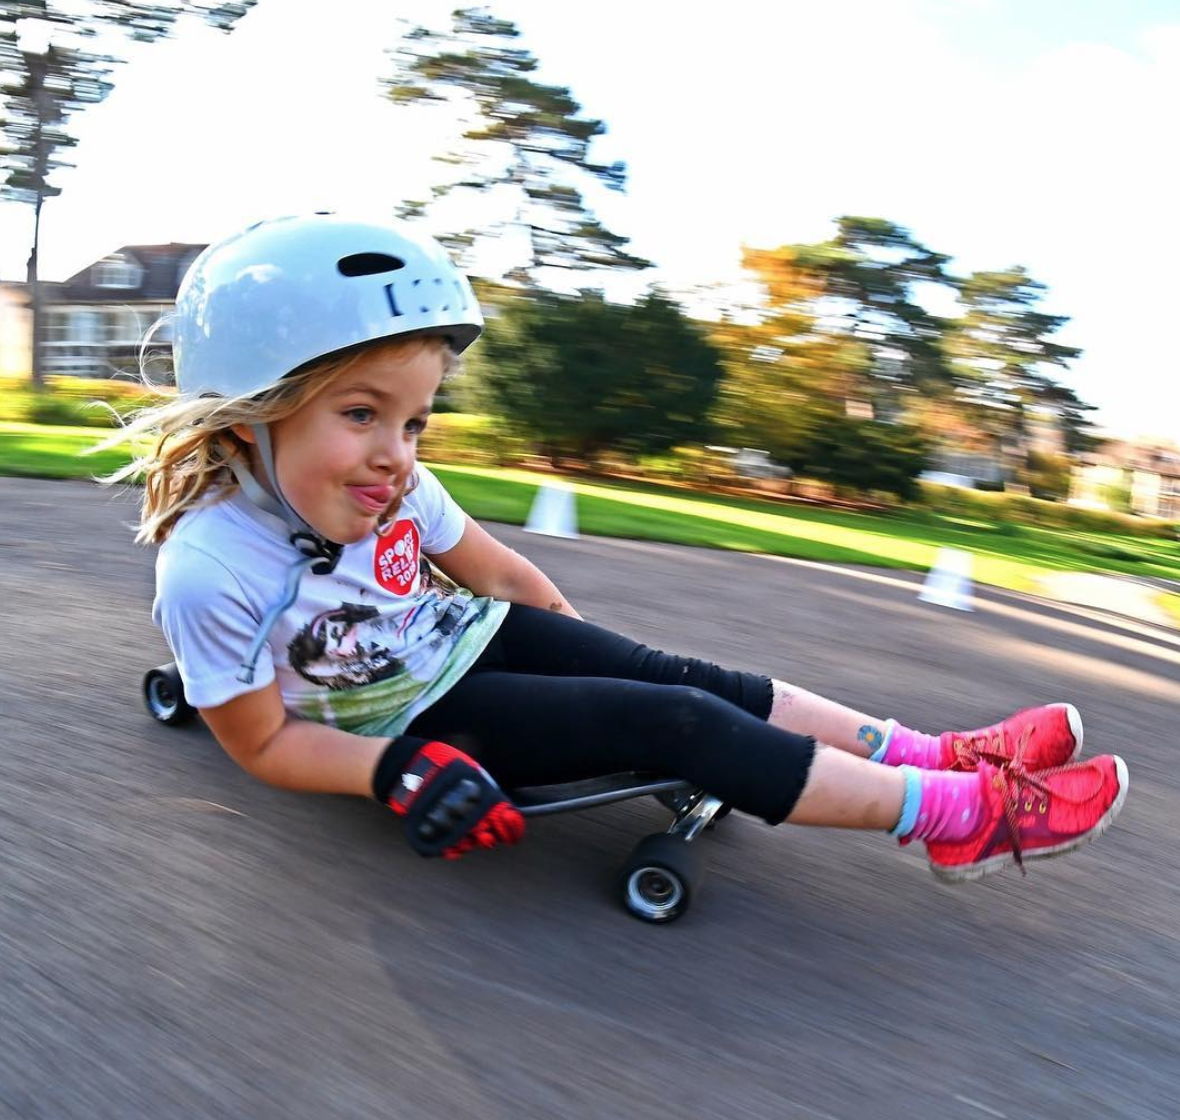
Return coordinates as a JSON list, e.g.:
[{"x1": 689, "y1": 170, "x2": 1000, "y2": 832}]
[{"x1": 112, "y1": 214, "x2": 1128, "y2": 879}]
